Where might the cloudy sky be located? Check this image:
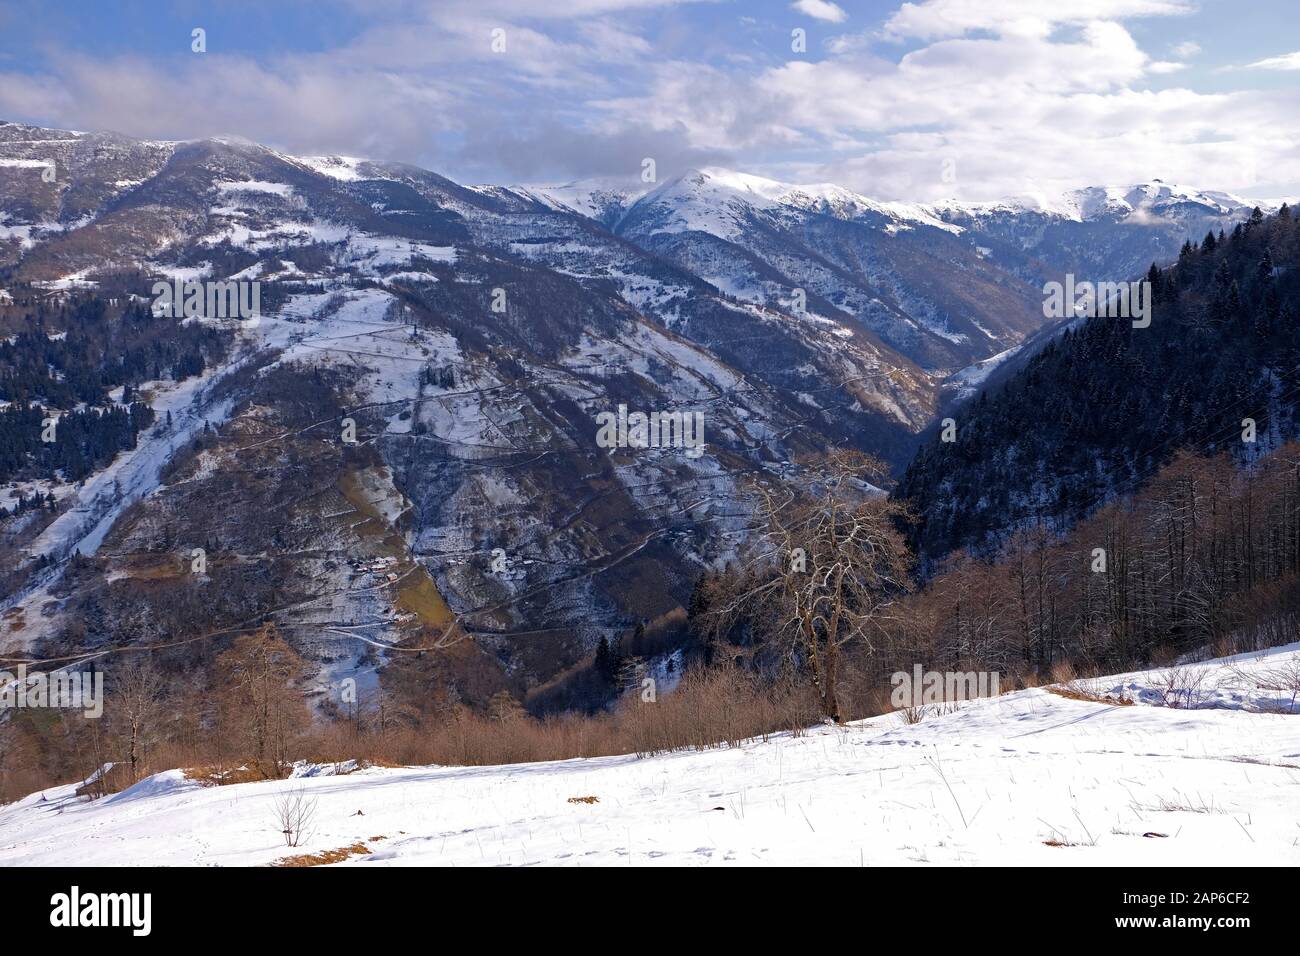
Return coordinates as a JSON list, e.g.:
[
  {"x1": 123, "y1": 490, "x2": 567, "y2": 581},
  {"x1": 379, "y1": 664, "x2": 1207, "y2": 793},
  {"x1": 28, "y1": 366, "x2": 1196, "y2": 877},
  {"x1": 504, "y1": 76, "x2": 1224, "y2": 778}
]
[{"x1": 0, "y1": 0, "x2": 1296, "y2": 201}]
